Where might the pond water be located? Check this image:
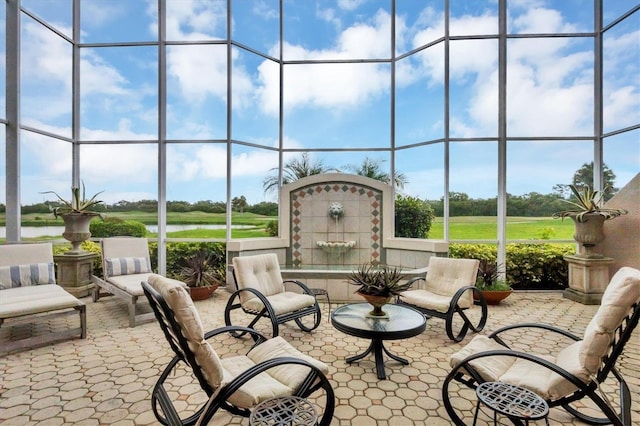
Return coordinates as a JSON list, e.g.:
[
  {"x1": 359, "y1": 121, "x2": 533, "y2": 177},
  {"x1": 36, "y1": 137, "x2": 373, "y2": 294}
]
[{"x1": 1, "y1": 224, "x2": 252, "y2": 238}]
